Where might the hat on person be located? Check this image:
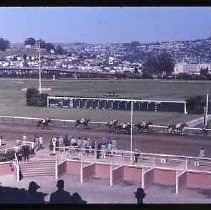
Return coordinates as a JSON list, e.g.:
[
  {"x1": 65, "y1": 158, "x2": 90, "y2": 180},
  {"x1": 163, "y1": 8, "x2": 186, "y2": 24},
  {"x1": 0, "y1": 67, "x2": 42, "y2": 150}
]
[
  {"x1": 134, "y1": 188, "x2": 146, "y2": 197},
  {"x1": 28, "y1": 181, "x2": 40, "y2": 191}
]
